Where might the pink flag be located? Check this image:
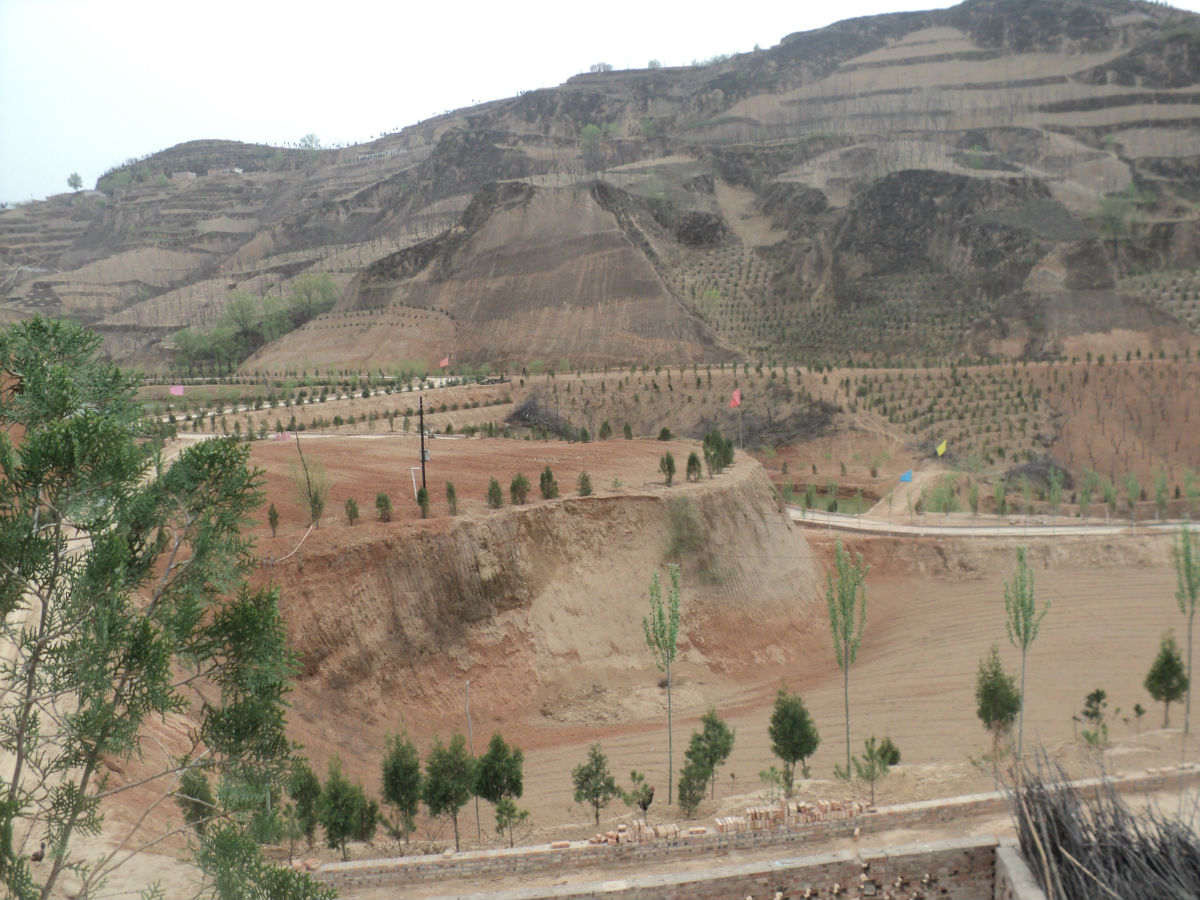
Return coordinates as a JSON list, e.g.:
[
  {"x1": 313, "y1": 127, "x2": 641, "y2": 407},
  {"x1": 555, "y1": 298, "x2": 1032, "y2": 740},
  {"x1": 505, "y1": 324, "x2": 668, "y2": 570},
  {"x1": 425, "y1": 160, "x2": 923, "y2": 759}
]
[
  {"x1": 729, "y1": 388, "x2": 741, "y2": 408},
  {"x1": 439, "y1": 357, "x2": 450, "y2": 368},
  {"x1": 169, "y1": 385, "x2": 185, "y2": 396}
]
